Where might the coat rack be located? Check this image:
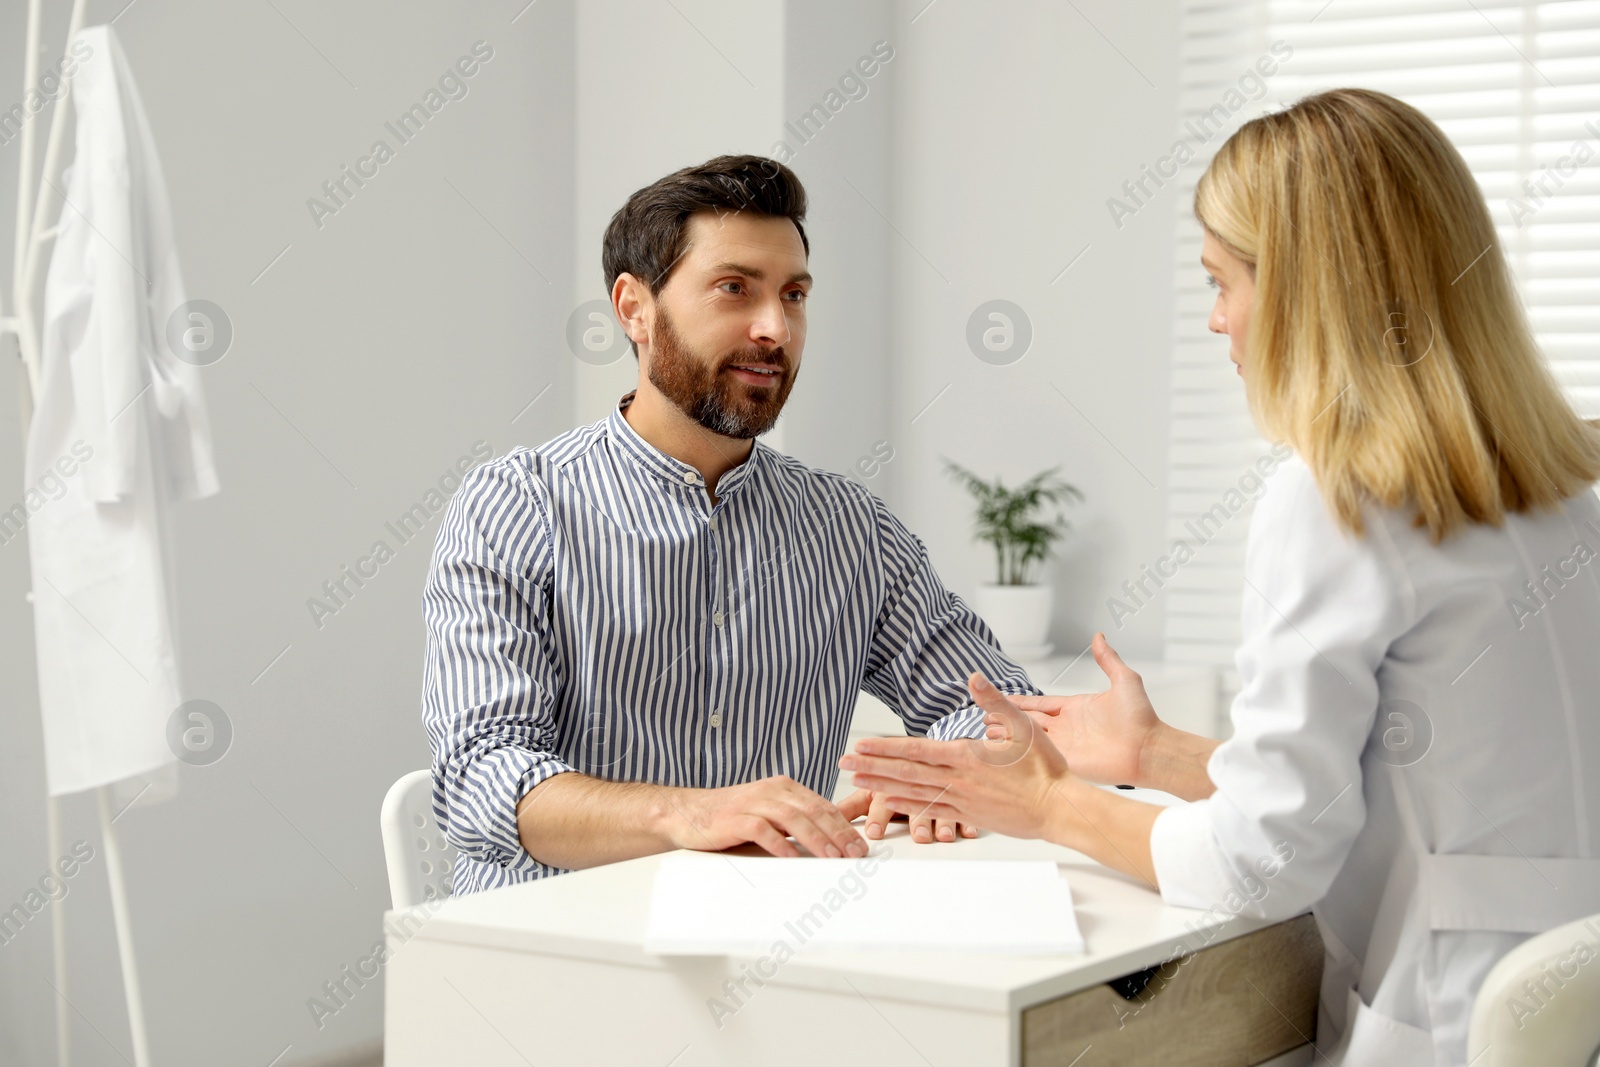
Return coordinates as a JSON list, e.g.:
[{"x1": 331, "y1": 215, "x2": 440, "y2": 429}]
[{"x1": 2, "y1": 0, "x2": 154, "y2": 1063}]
